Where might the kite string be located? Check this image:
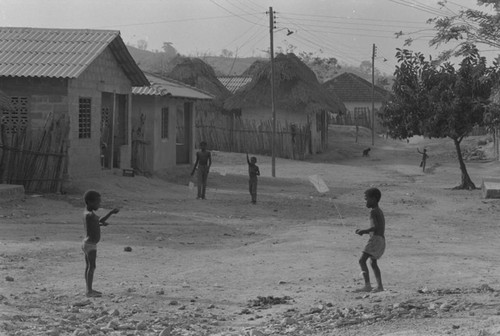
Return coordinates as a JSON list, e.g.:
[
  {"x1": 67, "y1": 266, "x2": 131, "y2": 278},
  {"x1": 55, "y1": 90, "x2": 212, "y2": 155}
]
[{"x1": 331, "y1": 199, "x2": 345, "y2": 227}]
